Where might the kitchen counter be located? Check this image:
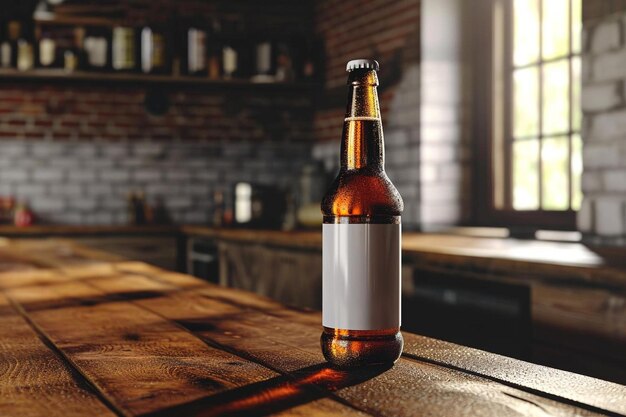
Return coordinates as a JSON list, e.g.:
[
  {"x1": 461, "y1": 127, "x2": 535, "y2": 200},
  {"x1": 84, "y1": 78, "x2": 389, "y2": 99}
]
[
  {"x1": 0, "y1": 238, "x2": 624, "y2": 417},
  {"x1": 3, "y1": 224, "x2": 624, "y2": 288}
]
